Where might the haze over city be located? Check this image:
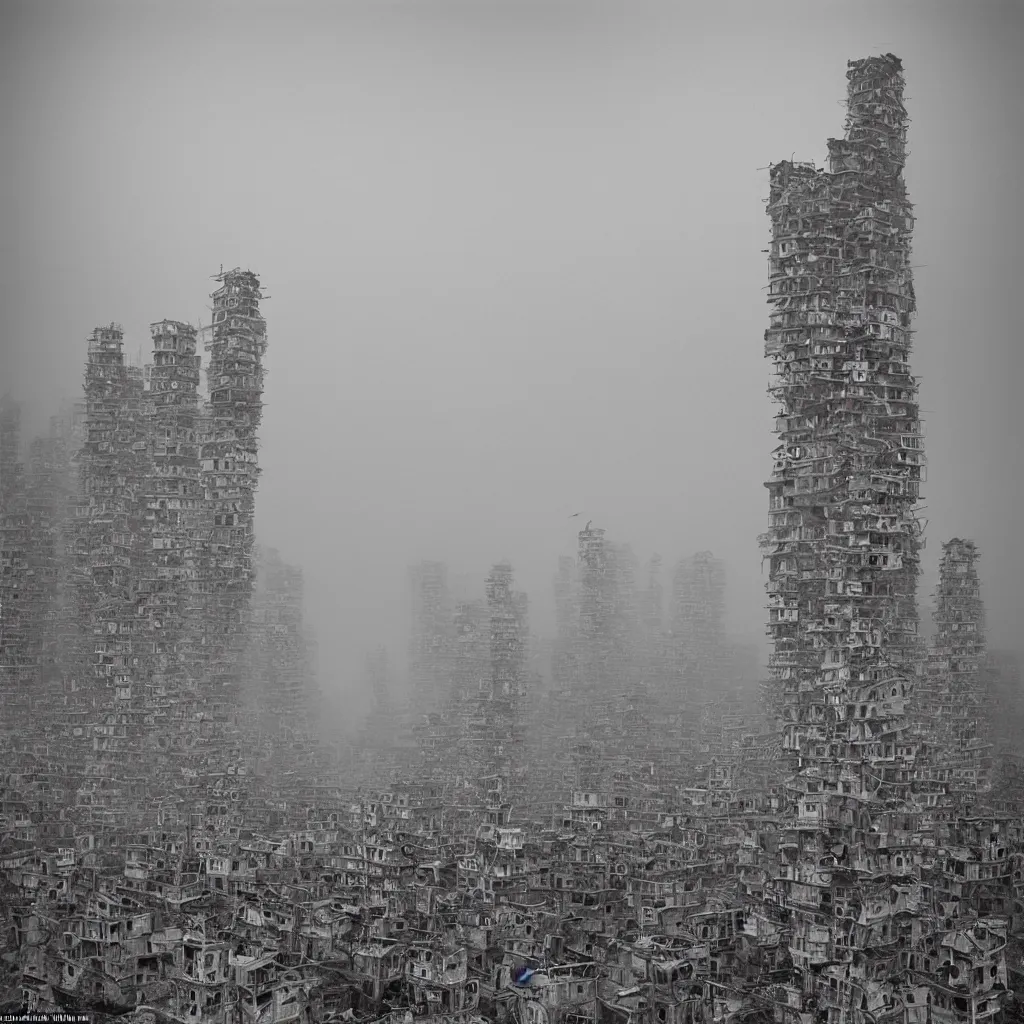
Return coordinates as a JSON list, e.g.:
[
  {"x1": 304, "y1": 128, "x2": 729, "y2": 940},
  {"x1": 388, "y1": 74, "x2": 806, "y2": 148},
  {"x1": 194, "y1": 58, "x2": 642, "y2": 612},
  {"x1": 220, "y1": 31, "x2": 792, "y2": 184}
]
[
  {"x1": 7, "y1": 2, "x2": 1024, "y2": 1021},
  {"x1": 2, "y1": 0, "x2": 1022, "y2": 733}
]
